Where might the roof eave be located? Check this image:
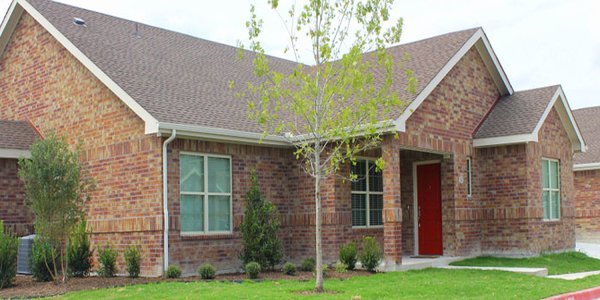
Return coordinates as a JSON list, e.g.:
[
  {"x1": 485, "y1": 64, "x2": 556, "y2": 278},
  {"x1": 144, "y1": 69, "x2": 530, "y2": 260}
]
[
  {"x1": 0, "y1": 148, "x2": 31, "y2": 159},
  {"x1": 574, "y1": 163, "x2": 600, "y2": 172}
]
